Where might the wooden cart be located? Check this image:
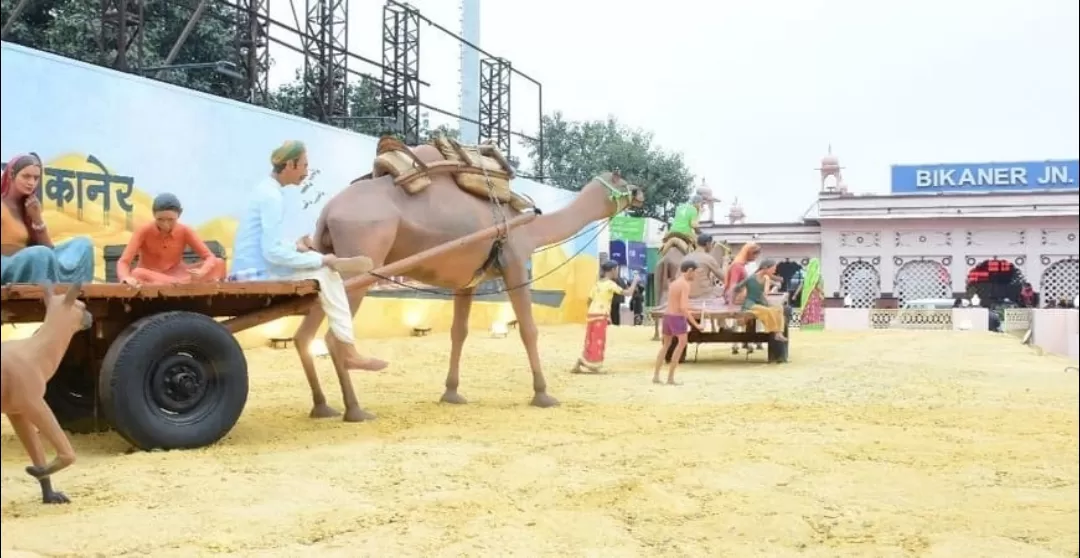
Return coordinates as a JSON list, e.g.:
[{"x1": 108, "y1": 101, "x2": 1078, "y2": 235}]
[
  {"x1": 648, "y1": 294, "x2": 791, "y2": 364},
  {"x1": 2, "y1": 281, "x2": 319, "y2": 451},
  {"x1": 0, "y1": 212, "x2": 539, "y2": 452}
]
